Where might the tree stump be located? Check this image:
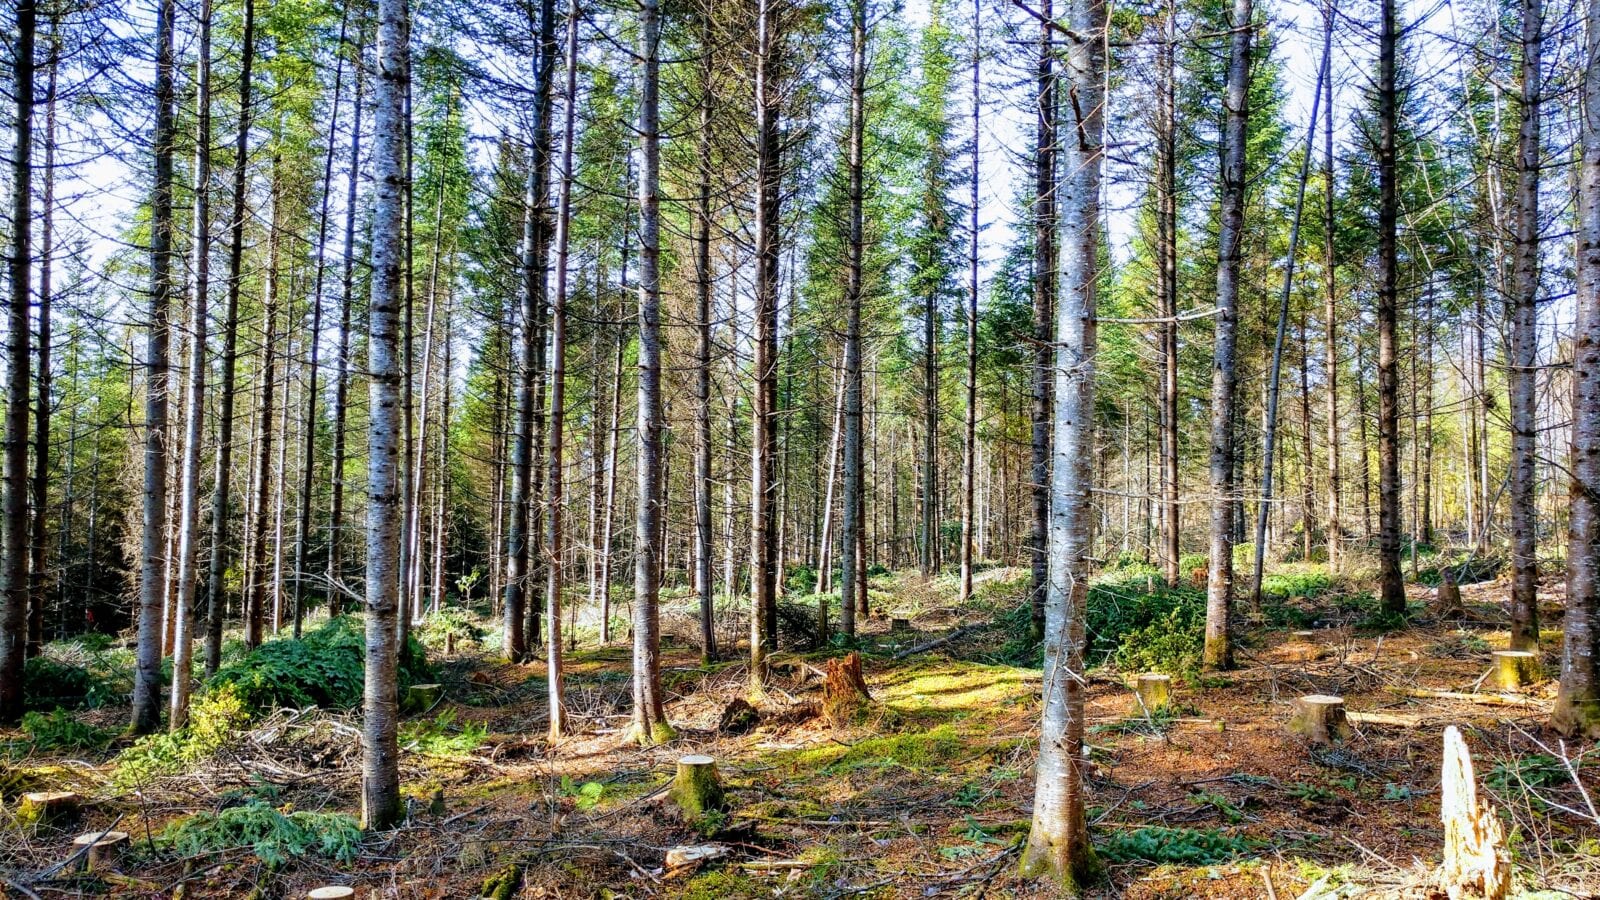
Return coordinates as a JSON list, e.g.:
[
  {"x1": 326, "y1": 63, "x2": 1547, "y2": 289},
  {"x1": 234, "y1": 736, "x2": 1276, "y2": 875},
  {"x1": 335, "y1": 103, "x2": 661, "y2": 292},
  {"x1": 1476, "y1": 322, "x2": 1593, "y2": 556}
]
[
  {"x1": 1287, "y1": 695, "x2": 1350, "y2": 745},
  {"x1": 1132, "y1": 673, "x2": 1171, "y2": 713},
  {"x1": 444, "y1": 631, "x2": 457, "y2": 655},
  {"x1": 1436, "y1": 569, "x2": 1462, "y2": 616},
  {"x1": 668, "y1": 755, "x2": 726, "y2": 820},
  {"x1": 1440, "y1": 725, "x2": 1510, "y2": 900},
  {"x1": 403, "y1": 683, "x2": 443, "y2": 714},
  {"x1": 717, "y1": 697, "x2": 760, "y2": 735},
  {"x1": 816, "y1": 595, "x2": 830, "y2": 645},
  {"x1": 1492, "y1": 651, "x2": 1540, "y2": 692},
  {"x1": 307, "y1": 888, "x2": 356, "y2": 900},
  {"x1": 70, "y1": 830, "x2": 128, "y2": 872},
  {"x1": 20, "y1": 791, "x2": 79, "y2": 827},
  {"x1": 822, "y1": 651, "x2": 873, "y2": 727},
  {"x1": 890, "y1": 617, "x2": 910, "y2": 632}
]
